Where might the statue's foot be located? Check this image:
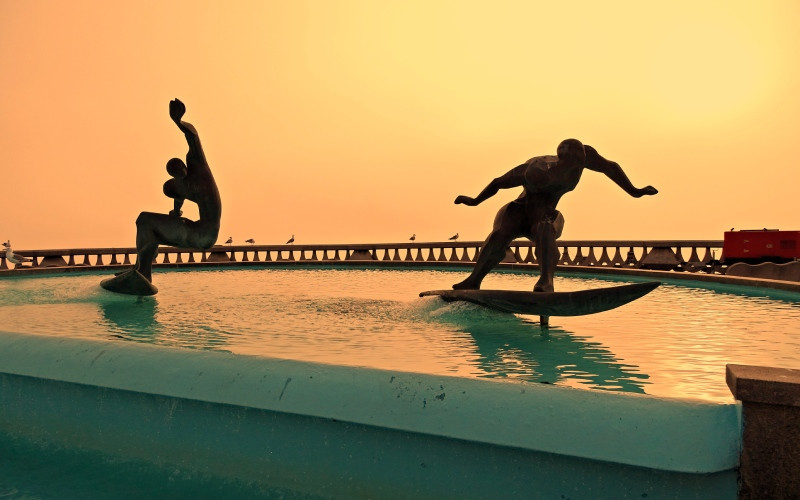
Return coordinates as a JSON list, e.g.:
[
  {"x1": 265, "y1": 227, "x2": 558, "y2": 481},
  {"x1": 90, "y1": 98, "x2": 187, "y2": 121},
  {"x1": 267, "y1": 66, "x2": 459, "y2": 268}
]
[
  {"x1": 453, "y1": 278, "x2": 481, "y2": 290},
  {"x1": 533, "y1": 279, "x2": 554, "y2": 293},
  {"x1": 100, "y1": 269, "x2": 158, "y2": 296}
]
